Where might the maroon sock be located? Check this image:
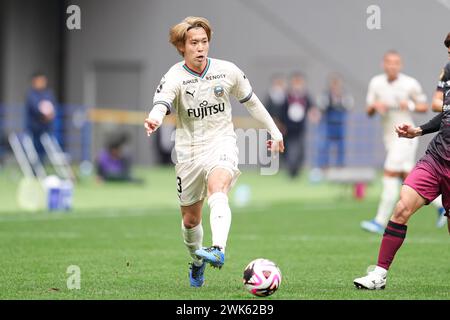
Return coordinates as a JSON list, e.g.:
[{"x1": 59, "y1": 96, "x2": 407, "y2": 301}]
[{"x1": 377, "y1": 220, "x2": 407, "y2": 270}]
